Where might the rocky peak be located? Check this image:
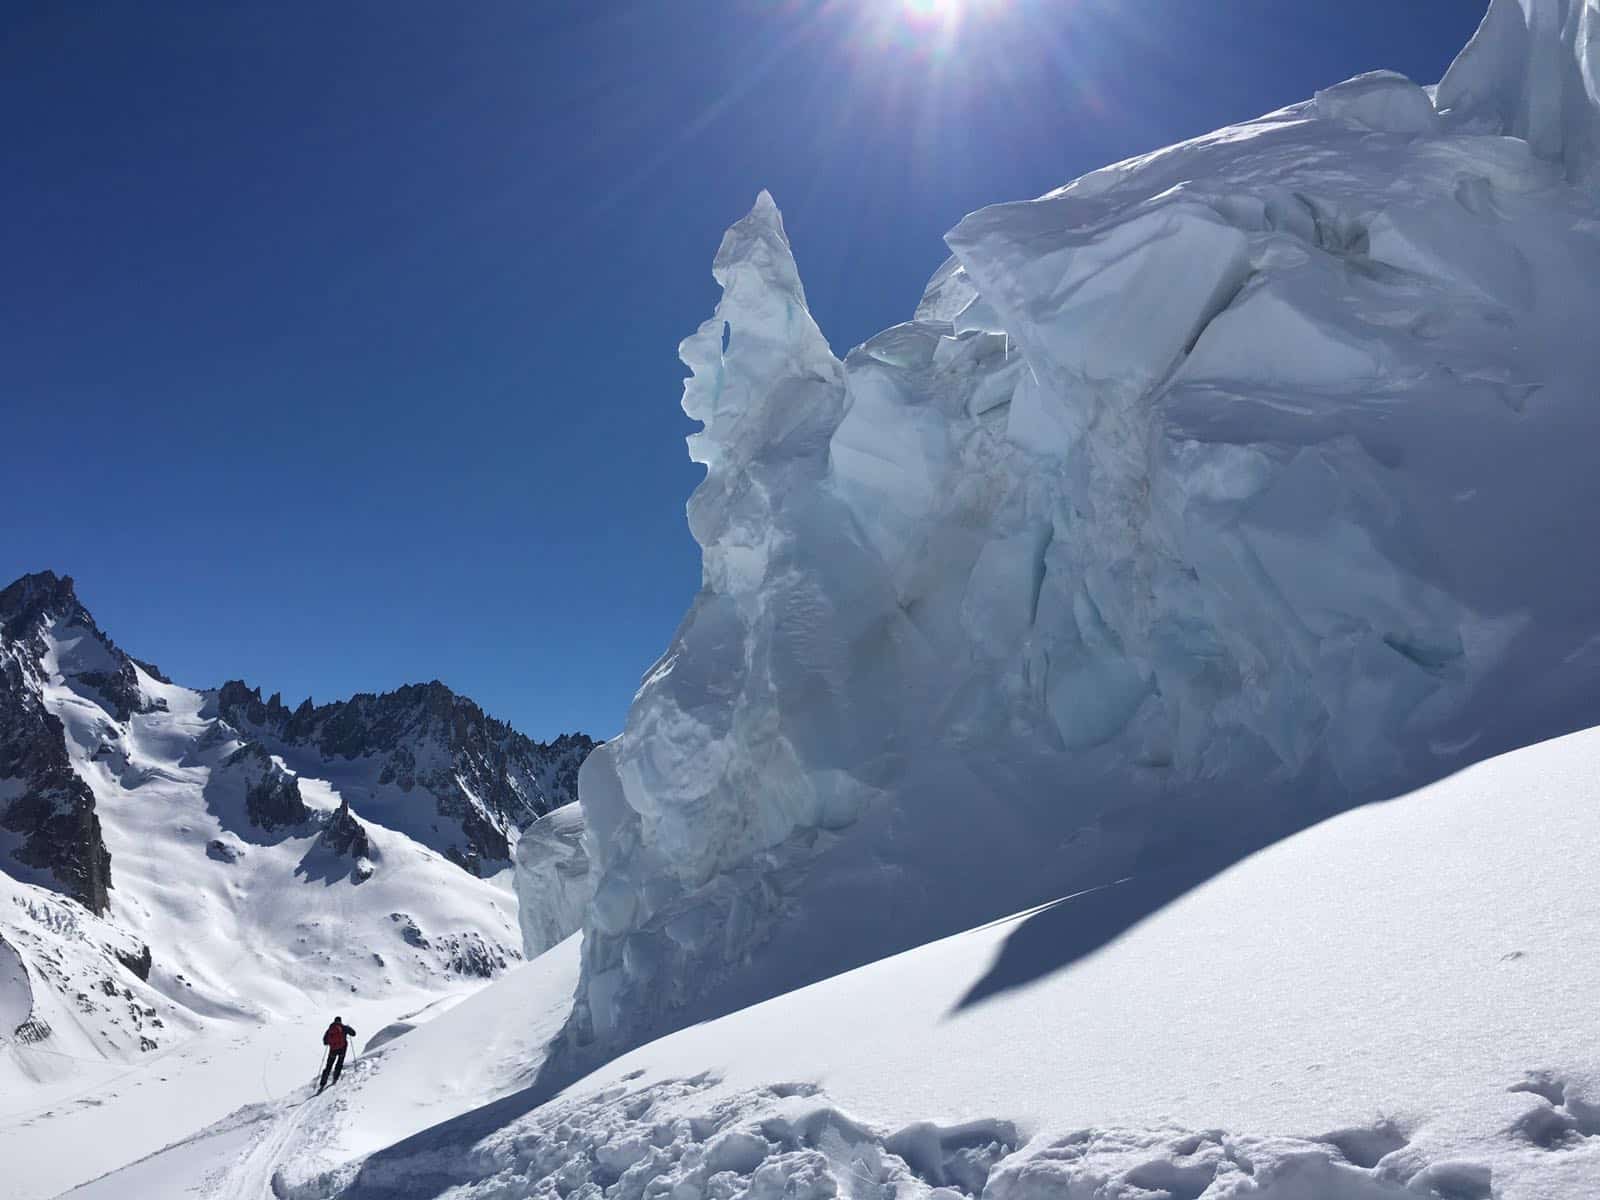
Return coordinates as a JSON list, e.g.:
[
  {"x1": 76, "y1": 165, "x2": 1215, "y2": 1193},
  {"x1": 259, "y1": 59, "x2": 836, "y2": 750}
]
[
  {"x1": 0, "y1": 570, "x2": 595, "y2": 911},
  {"x1": 0, "y1": 570, "x2": 88, "y2": 634},
  {"x1": 320, "y1": 796, "x2": 372, "y2": 865},
  {"x1": 221, "y1": 741, "x2": 311, "y2": 832},
  {"x1": 216, "y1": 677, "x2": 596, "y2": 874},
  {"x1": 0, "y1": 572, "x2": 114, "y2": 912},
  {"x1": 0, "y1": 570, "x2": 163, "y2": 725}
]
